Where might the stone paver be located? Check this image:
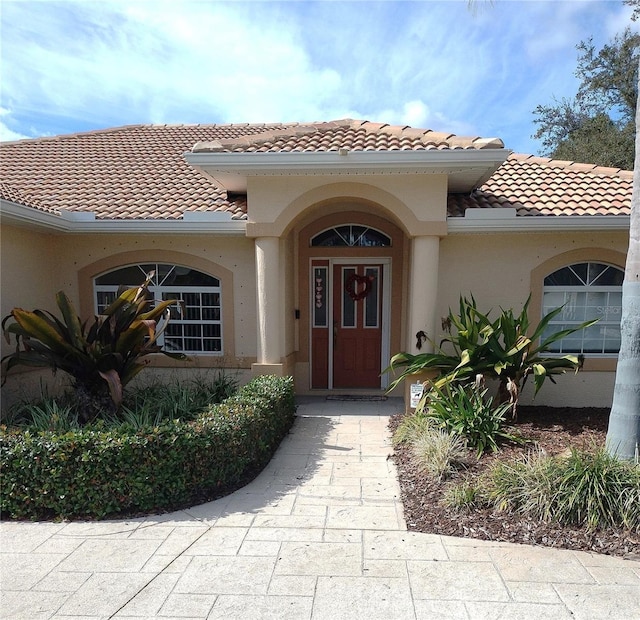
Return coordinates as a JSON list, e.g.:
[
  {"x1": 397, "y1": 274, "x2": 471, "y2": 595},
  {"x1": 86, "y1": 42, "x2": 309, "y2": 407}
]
[{"x1": 1, "y1": 396, "x2": 638, "y2": 619}]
